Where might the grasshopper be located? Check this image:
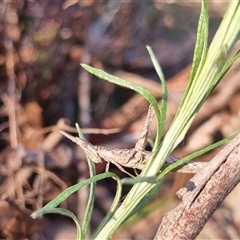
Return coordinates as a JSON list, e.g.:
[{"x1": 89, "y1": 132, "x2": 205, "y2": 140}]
[{"x1": 60, "y1": 106, "x2": 206, "y2": 176}]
